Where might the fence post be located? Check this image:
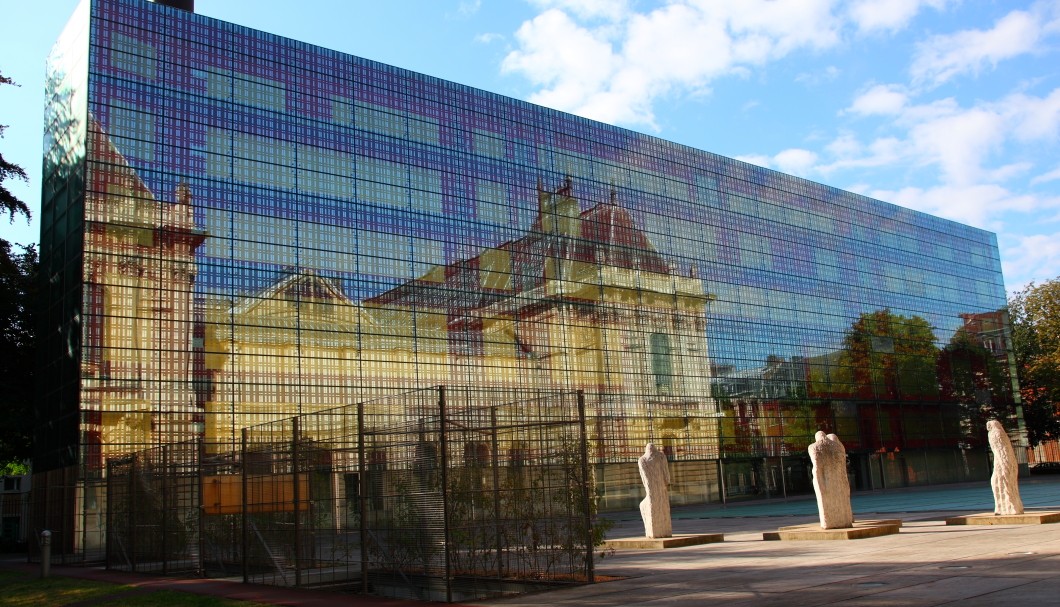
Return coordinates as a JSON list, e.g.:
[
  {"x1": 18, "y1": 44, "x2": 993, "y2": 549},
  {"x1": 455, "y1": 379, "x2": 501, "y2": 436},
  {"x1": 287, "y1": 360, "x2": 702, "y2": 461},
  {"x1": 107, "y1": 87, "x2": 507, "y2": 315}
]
[
  {"x1": 61, "y1": 469, "x2": 69, "y2": 564},
  {"x1": 129, "y1": 455, "x2": 137, "y2": 572},
  {"x1": 162, "y1": 445, "x2": 169, "y2": 575},
  {"x1": 490, "y1": 405, "x2": 504, "y2": 577},
  {"x1": 438, "y1": 385, "x2": 452, "y2": 603},
  {"x1": 105, "y1": 461, "x2": 112, "y2": 570},
  {"x1": 39, "y1": 531, "x2": 51, "y2": 578},
  {"x1": 576, "y1": 390, "x2": 595, "y2": 584},
  {"x1": 779, "y1": 455, "x2": 788, "y2": 499},
  {"x1": 292, "y1": 417, "x2": 302, "y2": 588},
  {"x1": 39, "y1": 475, "x2": 49, "y2": 565},
  {"x1": 197, "y1": 438, "x2": 206, "y2": 577},
  {"x1": 241, "y1": 428, "x2": 248, "y2": 584},
  {"x1": 358, "y1": 401, "x2": 368, "y2": 594},
  {"x1": 718, "y1": 459, "x2": 727, "y2": 504}
]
